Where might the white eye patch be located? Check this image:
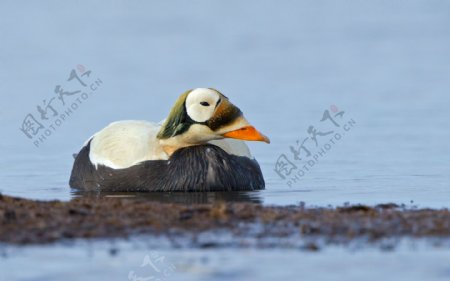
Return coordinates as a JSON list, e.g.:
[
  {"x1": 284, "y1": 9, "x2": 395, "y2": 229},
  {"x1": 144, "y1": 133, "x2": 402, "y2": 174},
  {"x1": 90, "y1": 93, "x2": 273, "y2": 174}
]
[{"x1": 185, "y1": 88, "x2": 220, "y2": 122}]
